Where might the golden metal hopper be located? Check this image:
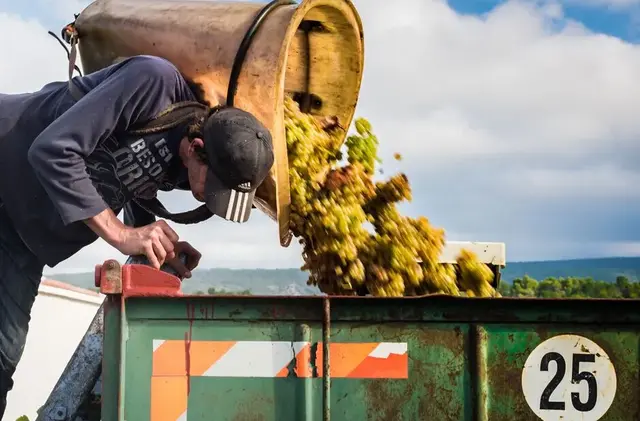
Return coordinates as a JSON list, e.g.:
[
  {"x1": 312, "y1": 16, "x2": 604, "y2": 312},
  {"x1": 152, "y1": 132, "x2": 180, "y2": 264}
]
[{"x1": 73, "y1": 0, "x2": 365, "y2": 247}]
